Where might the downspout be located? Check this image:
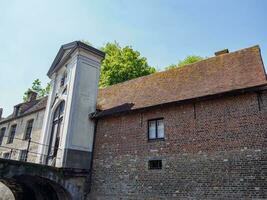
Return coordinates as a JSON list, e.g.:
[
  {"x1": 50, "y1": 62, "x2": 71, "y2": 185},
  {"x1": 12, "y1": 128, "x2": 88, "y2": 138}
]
[{"x1": 85, "y1": 117, "x2": 98, "y2": 198}]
